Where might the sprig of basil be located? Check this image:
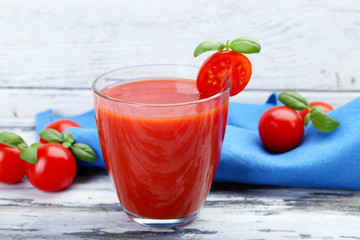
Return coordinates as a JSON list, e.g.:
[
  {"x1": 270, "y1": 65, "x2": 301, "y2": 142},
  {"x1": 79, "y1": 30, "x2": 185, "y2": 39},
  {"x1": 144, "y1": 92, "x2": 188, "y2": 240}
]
[
  {"x1": 0, "y1": 128, "x2": 97, "y2": 164},
  {"x1": 39, "y1": 129, "x2": 63, "y2": 143},
  {"x1": 278, "y1": 91, "x2": 340, "y2": 132},
  {"x1": 193, "y1": 36, "x2": 261, "y2": 57},
  {"x1": 38, "y1": 129, "x2": 97, "y2": 162}
]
